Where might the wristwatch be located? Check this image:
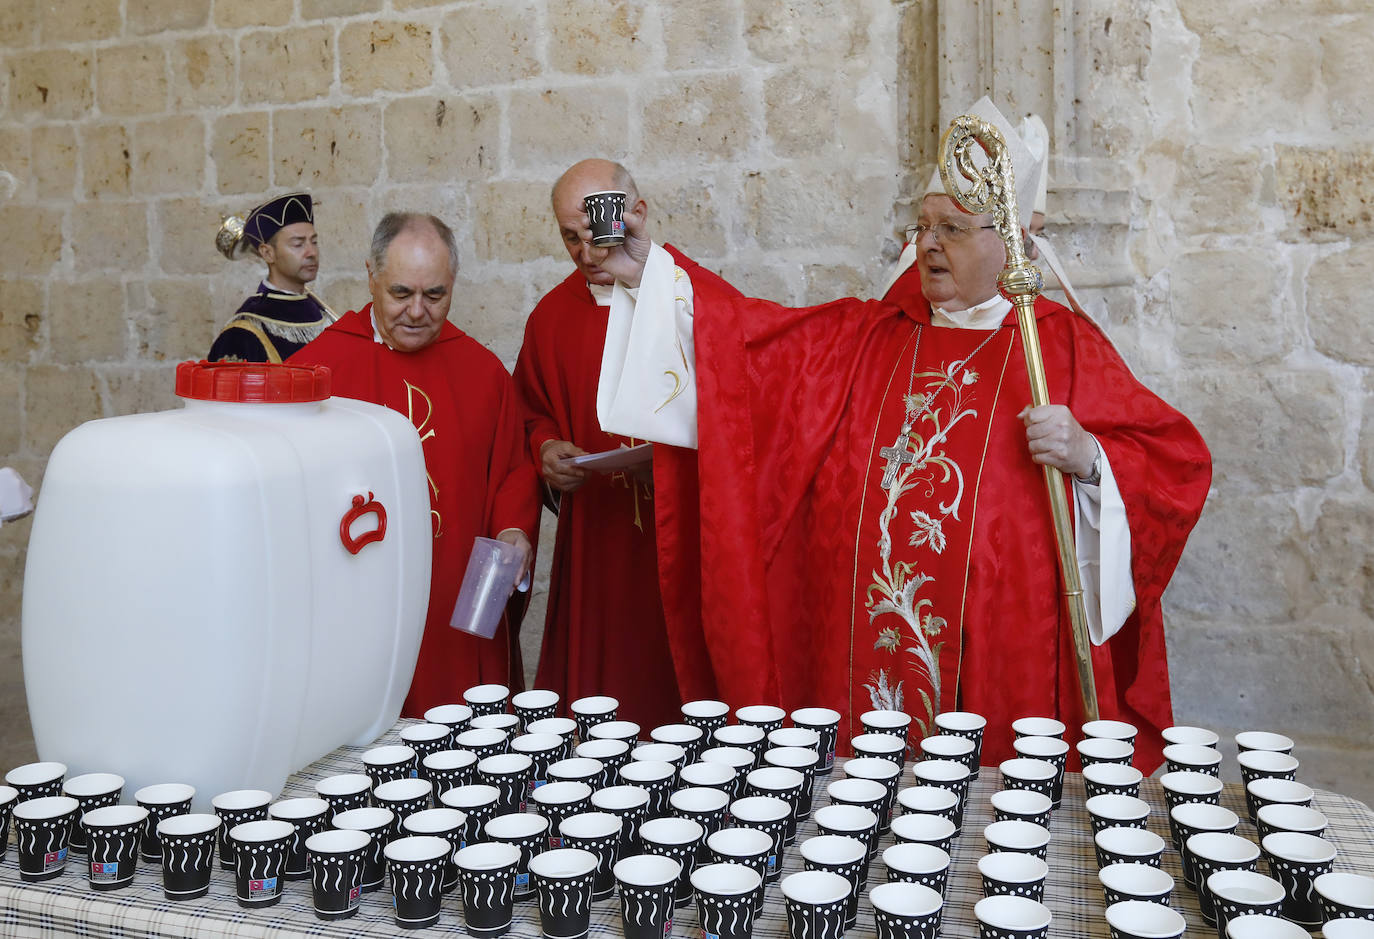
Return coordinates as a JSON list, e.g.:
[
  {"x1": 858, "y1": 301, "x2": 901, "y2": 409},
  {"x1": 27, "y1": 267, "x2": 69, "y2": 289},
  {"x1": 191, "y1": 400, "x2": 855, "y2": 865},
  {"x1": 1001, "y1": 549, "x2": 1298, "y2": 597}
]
[{"x1": 1076, "y1": 439, "x2": 1102, "y2": 487}]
